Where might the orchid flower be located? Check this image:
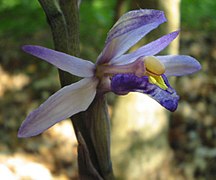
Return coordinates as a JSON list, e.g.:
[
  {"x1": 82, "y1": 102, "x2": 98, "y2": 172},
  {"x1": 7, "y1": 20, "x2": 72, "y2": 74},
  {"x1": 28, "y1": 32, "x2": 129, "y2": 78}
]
[{"x1": 18, "y1": 9, "x2": 201, "y2": 138}]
